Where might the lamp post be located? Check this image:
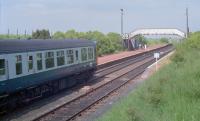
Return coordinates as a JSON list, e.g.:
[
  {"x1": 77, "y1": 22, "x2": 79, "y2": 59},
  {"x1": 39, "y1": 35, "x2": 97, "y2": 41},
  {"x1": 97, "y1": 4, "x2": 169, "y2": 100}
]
[
  {"x1": 120, "y1": 9, "x2": 124, "y2": 48},
  {"x1": 120, "y1": 9, "x2": 124, "y2": 35}
]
